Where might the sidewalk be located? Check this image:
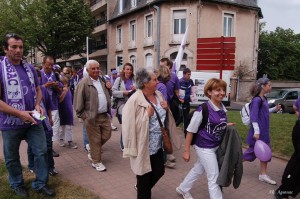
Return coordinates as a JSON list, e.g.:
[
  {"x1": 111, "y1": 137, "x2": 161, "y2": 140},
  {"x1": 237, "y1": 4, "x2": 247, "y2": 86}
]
[{"x1": 0, "y1": 117, "x2": 295, "y2": 199}]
